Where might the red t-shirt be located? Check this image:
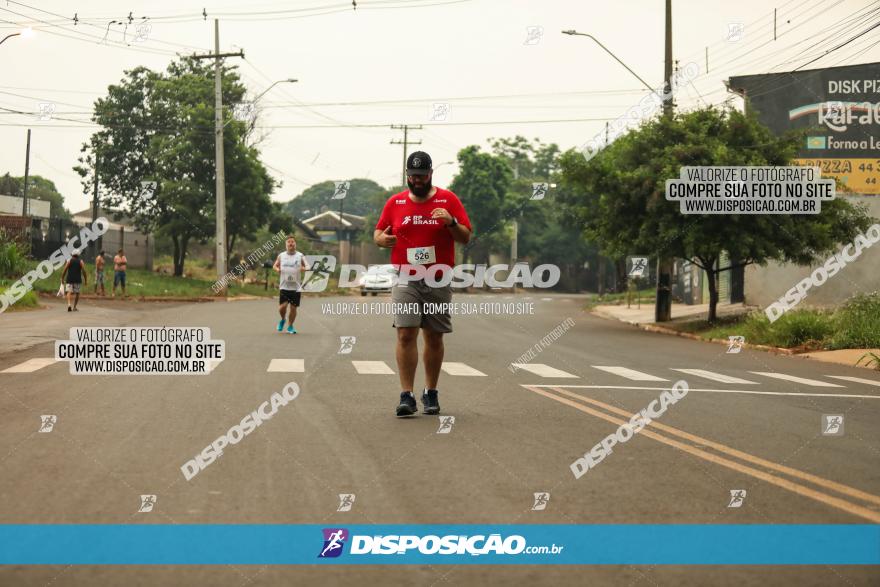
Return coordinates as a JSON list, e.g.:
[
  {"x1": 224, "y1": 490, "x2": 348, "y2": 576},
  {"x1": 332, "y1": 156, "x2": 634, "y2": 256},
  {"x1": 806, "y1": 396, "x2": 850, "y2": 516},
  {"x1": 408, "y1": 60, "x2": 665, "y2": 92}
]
[{"x1": 375, "y1": 187, "x2": 471, "y2": 268}]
